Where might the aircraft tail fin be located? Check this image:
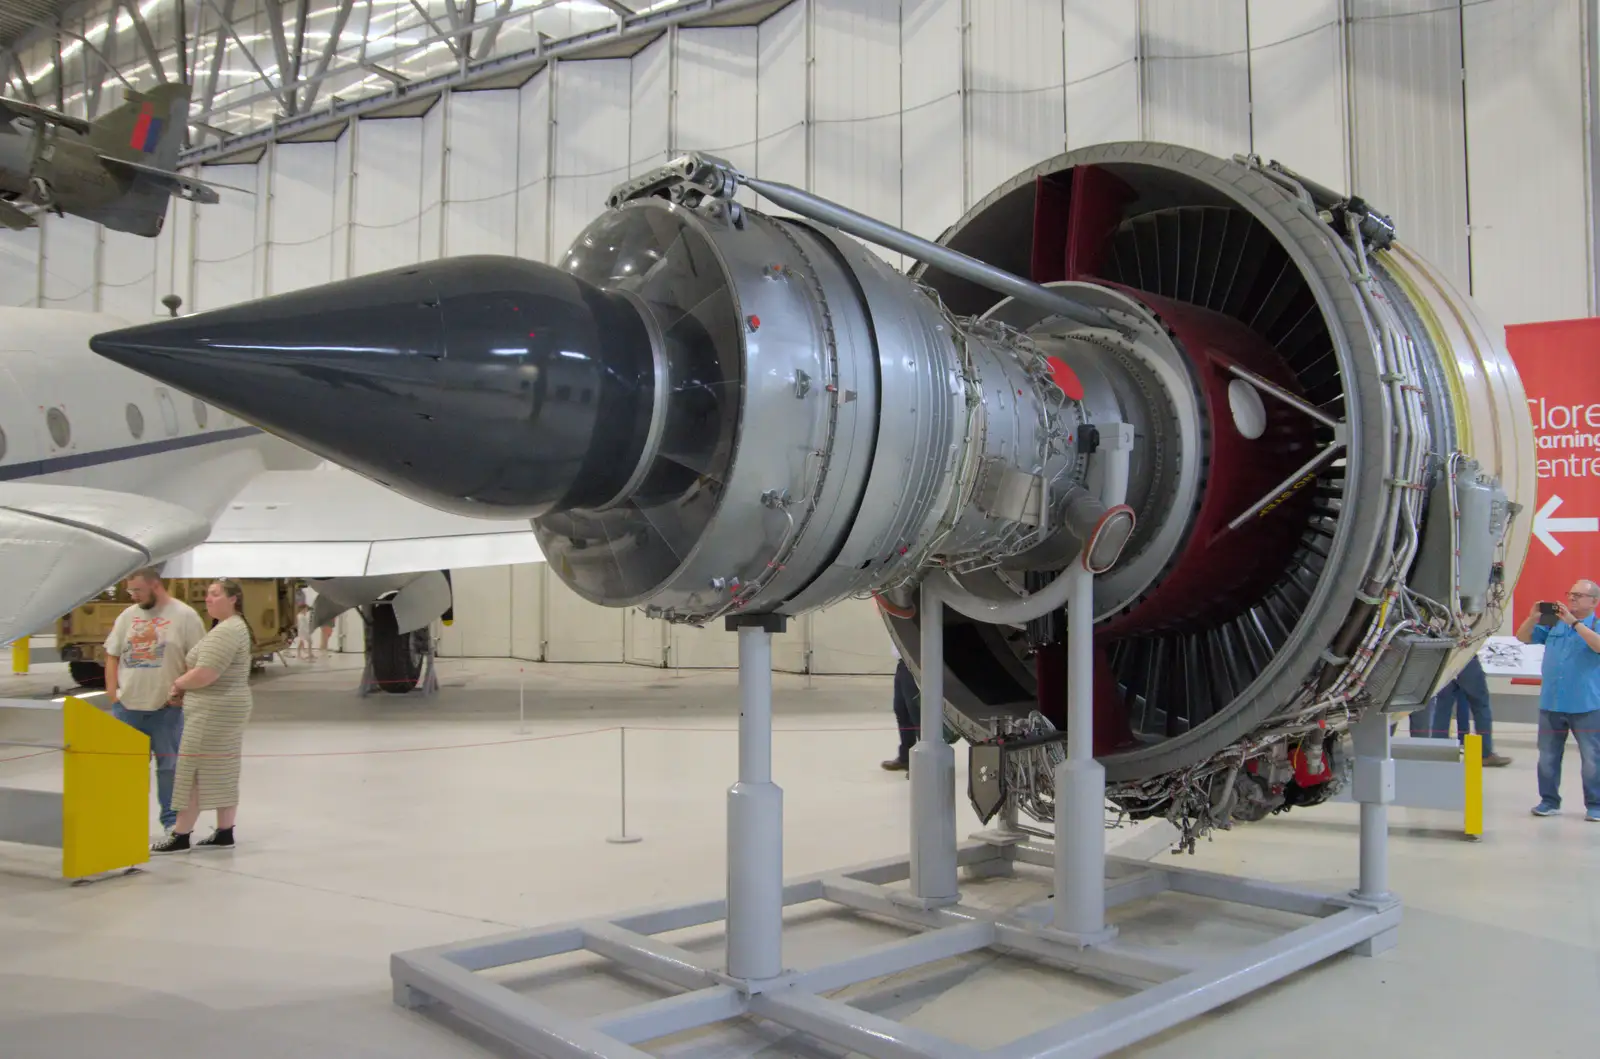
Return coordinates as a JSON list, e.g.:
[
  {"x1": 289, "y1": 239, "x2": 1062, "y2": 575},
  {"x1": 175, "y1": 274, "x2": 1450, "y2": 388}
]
[{"x1": 89, "y1": 82, "x2": 190, "y2": 169}]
